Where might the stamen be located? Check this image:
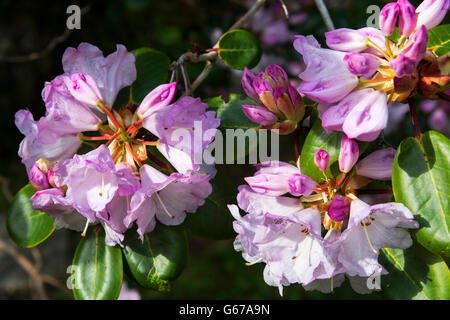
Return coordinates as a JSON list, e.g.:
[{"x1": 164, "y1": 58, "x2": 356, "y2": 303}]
[
  {"x1": 321, "y1": 192, "x2": 328, "y2": 203},
  {"x1": 330, "y1": 276, "x2": 334, "y2": 294},
  {"x1": 292, "y1": 234, "x2": 309, "y2": 260},
  {"x1": 245, "y1": 257, "x2": 263, "y2": 266},
  {"x1": 362, "y1": 220, "x2": 379, "y2": 254},
  {"x1": 99, "y1": 174, "x2": 104, "y2": 197},
  {"x1": 155, "y1": 192, "x2": 175, "y2": 219},
  {"x1": 366, "y1": 39, "x2": 390, "y2": 60},
  {"x1": 81, "y1": 219, "x2": 90, "y2": 237}
]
